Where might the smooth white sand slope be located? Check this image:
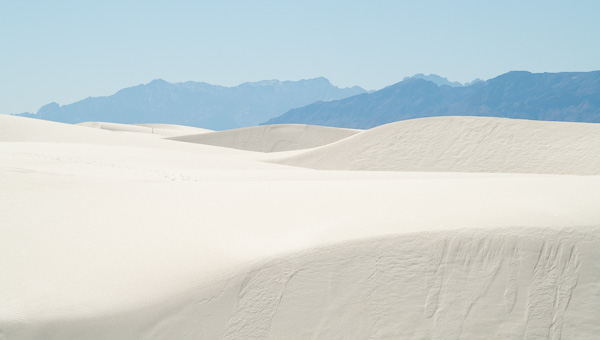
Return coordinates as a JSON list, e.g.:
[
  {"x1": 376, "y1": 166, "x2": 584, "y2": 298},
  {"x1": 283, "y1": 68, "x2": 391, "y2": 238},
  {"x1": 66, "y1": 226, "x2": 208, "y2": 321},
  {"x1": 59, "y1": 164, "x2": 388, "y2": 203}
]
[
  {"x1": 78, "y1": 122, "x2": 213, "y2": 137},
  {"x1": 0, "y1": 115, "x2": 247, "y2": 156},
  {"x1": 273, "y1": 116, "x2": 600, "y2": 175},
  {"x1": 168, "y1": 124, "x2": 360, "y2": 152},
  {"x1": 2, "y1": 115, "x2": 600, "y2": 339}
]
